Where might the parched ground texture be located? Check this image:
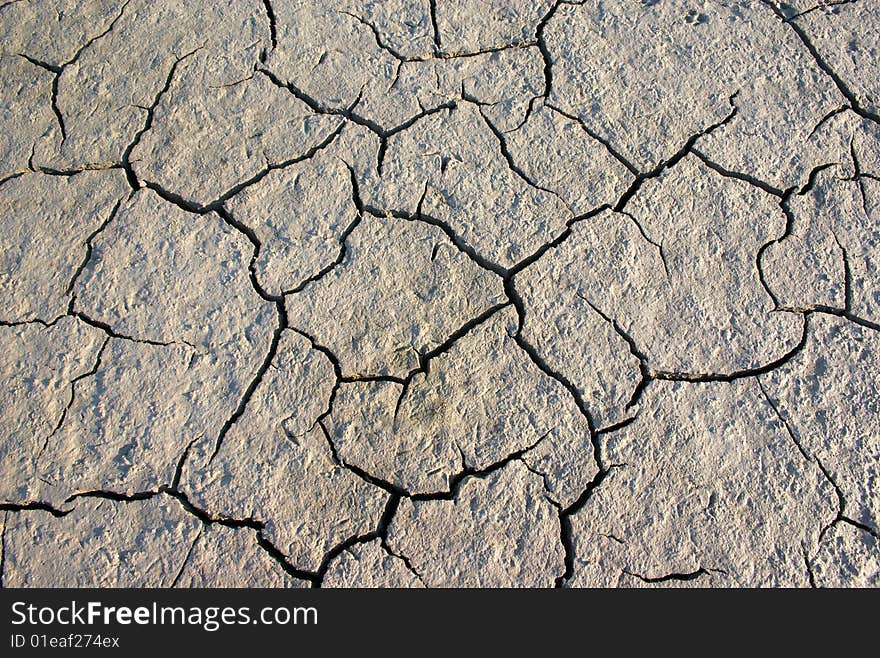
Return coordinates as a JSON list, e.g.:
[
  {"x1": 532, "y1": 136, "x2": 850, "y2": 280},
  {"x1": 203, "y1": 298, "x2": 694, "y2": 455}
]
[{"x1": 1, "y1": 0, "x2": 879, "y2": 588}]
